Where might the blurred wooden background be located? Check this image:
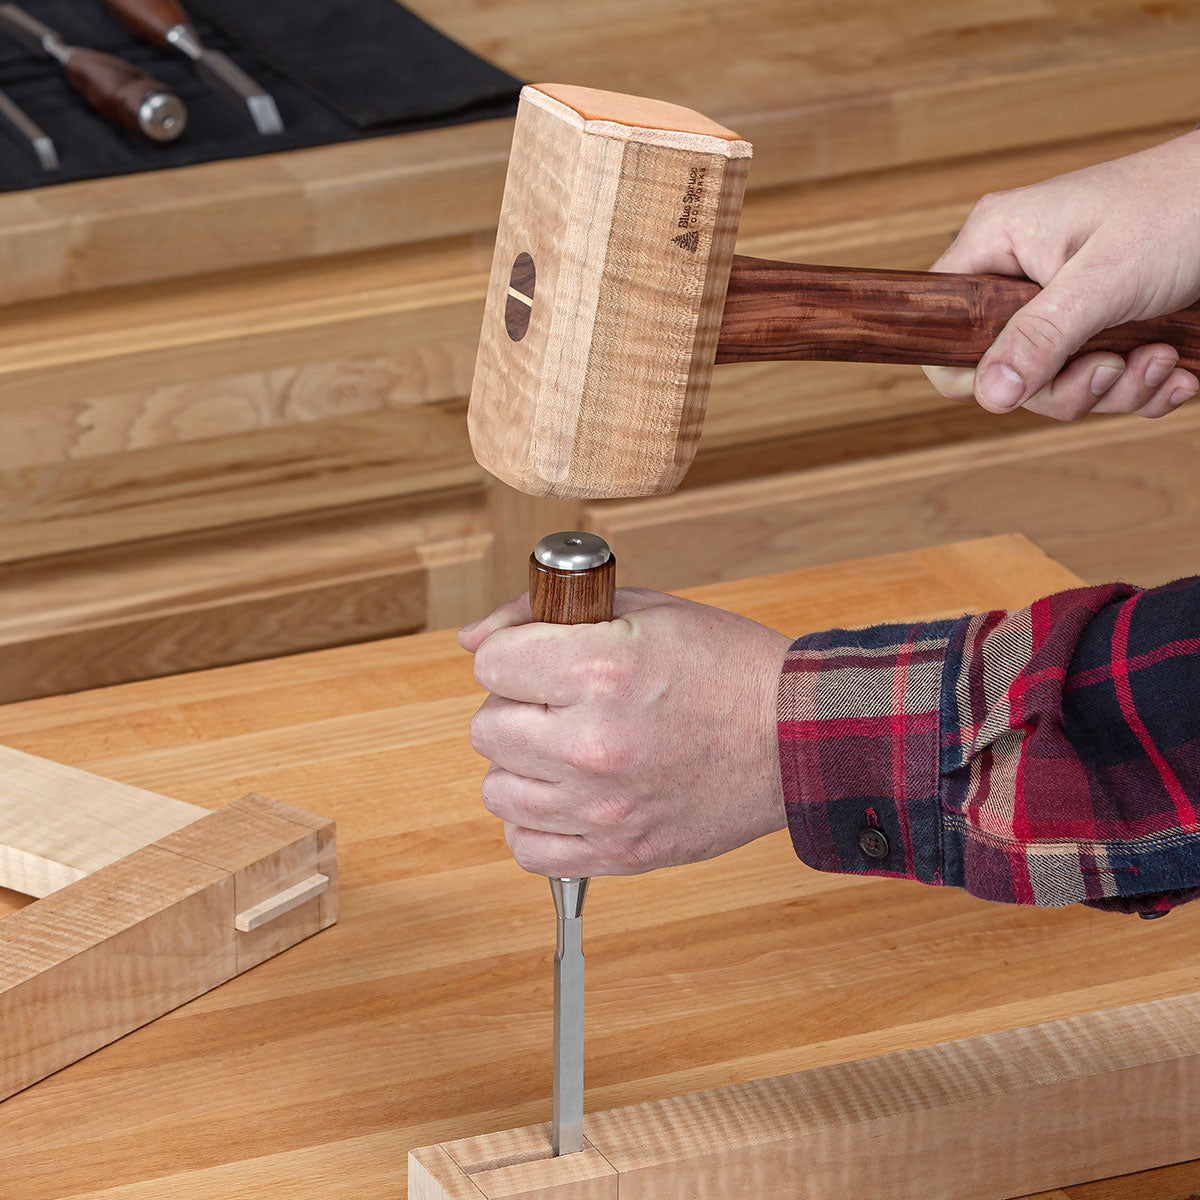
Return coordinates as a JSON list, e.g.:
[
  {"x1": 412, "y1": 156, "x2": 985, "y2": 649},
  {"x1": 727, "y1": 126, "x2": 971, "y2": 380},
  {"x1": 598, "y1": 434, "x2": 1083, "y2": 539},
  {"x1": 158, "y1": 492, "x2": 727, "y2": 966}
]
[{"x1": 2, "y1": 0, "x2": 1199, "y2": 702}]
